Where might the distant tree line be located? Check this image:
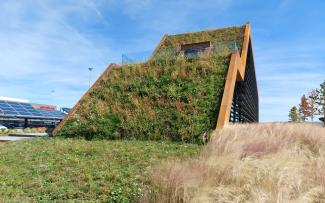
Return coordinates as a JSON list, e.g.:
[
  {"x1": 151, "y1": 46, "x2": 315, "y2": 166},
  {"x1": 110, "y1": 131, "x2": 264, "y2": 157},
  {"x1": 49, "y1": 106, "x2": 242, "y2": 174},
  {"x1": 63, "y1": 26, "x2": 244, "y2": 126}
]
[{"x1": 289, "y1": 80, "x2": 325, "y2": 125}]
